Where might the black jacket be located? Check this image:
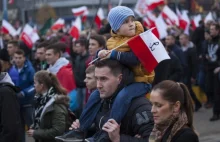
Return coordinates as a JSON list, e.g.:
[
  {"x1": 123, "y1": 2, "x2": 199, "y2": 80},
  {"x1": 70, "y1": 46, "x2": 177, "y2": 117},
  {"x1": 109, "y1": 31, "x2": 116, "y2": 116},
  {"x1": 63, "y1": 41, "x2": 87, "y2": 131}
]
[
  {"x1": 161, "y1": 127, "x2": 199, "y2": 142},
  {"x1": 0, "y1": 83, "x2": 22, "y2": 142},
  {"x1": 94, "y1": 97, "x2": 154, "y2": 142}
]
